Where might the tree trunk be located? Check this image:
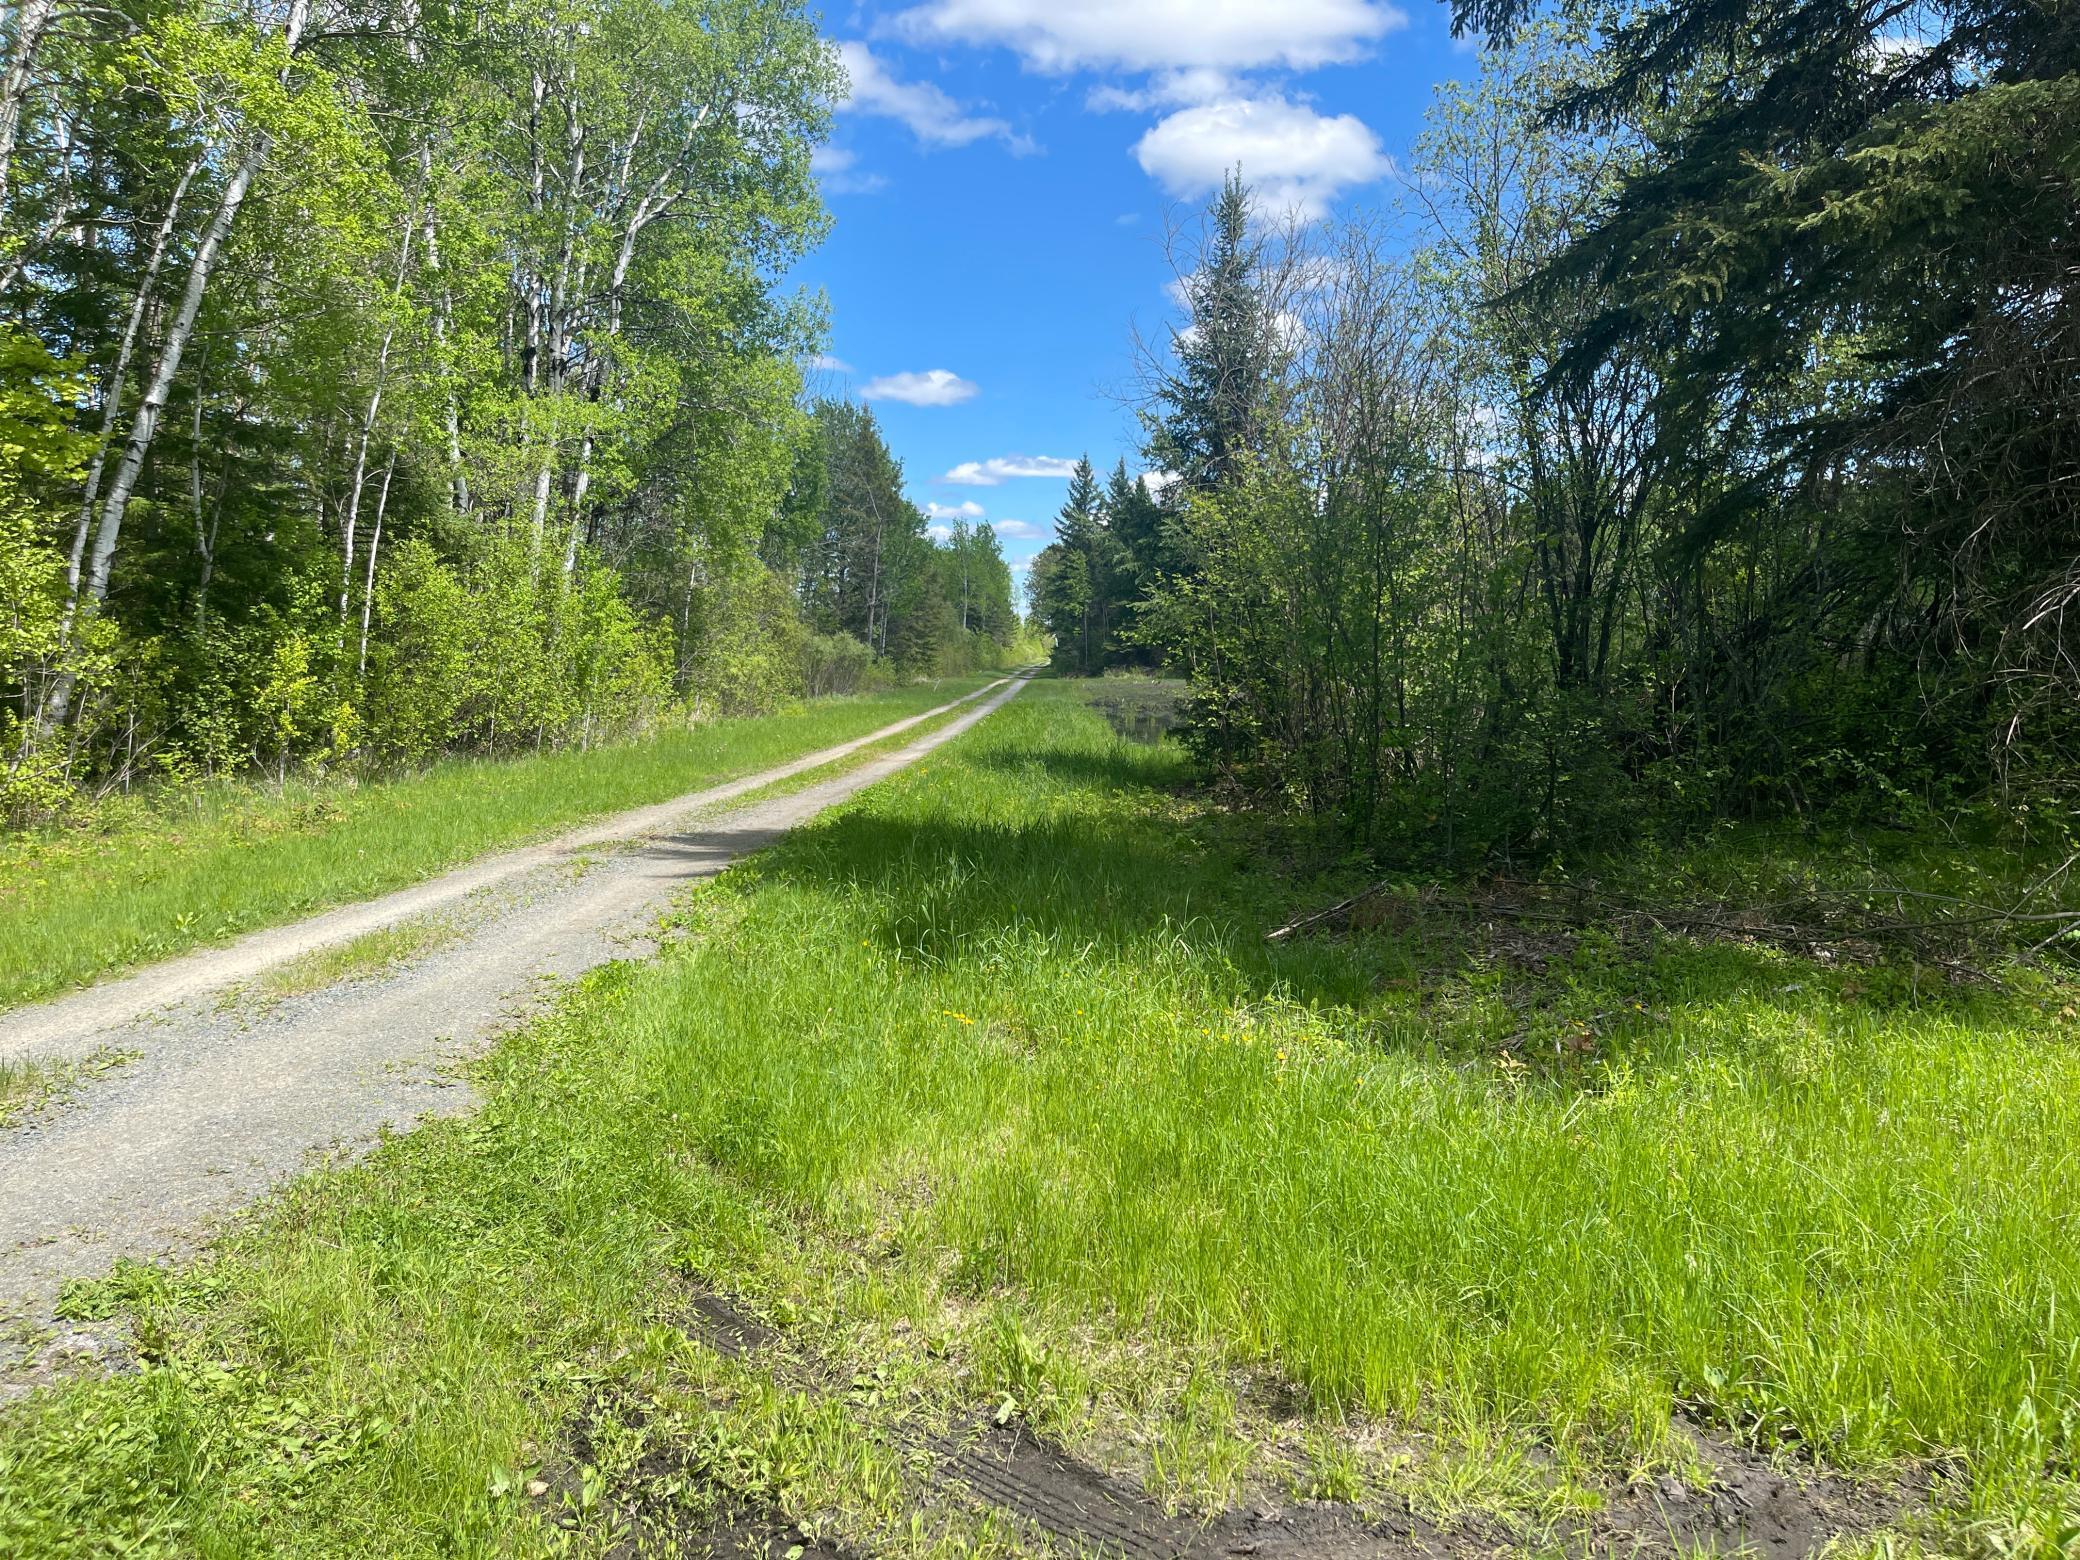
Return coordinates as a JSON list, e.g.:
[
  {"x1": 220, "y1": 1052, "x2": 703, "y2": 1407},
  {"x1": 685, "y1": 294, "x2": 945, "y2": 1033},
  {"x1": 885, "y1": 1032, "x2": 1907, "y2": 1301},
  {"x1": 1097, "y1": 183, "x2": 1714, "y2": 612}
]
[
  {"x1": 358, "y1": 452, "x2": 395, "y2": 679},
  {"x1": 341, "y1": 212, "x2": 414, "y2": 633},
  {"x1": 55, "y1": 156, "x2": 198, "y2": 667},
  {"x1": 0, "y1": 0, "x2": 57, "y2": 242},
  {"x1": 42, "y1": 0, "x2": 308, "y2": 727}
]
